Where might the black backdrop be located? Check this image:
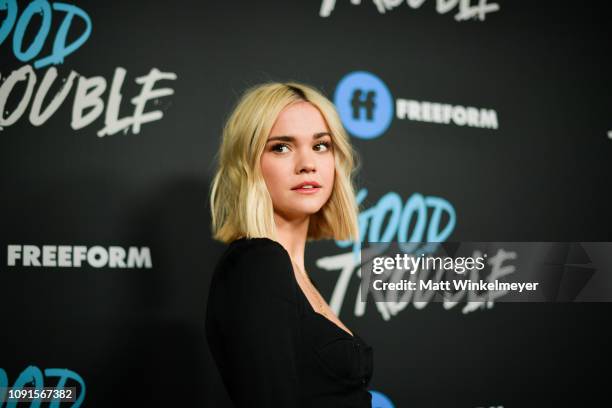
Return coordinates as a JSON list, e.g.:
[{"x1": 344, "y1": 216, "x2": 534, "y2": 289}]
[{"x1": 1, "y1": 1, "x2": 611, "y2": 407}]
